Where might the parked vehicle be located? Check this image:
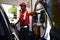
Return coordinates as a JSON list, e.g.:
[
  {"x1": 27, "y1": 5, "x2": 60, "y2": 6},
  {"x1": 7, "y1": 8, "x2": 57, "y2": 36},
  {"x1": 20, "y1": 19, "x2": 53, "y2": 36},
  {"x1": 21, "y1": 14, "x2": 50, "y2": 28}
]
[{"x1": 0, "y1": 4, "x2": 19, "y2": 40}]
